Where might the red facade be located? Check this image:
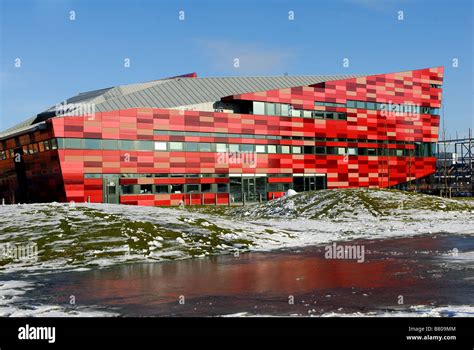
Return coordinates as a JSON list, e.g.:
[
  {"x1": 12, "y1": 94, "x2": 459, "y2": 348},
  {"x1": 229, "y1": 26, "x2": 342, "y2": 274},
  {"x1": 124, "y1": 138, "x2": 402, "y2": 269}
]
[{"x1": 0, "y1": 67, "x2": 443, "y2": 205}]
